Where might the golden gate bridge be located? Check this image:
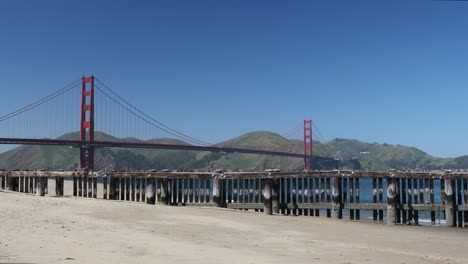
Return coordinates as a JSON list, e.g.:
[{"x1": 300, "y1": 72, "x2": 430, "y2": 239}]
[{"x1": 0, "y1": 76, "x2": 335, "y2": 170}]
